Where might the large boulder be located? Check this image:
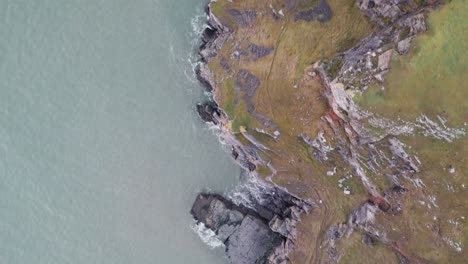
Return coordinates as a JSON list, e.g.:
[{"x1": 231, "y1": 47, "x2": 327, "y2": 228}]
[{"x1": 191, "y1": 191, "x2": 310, "y2": 264}]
